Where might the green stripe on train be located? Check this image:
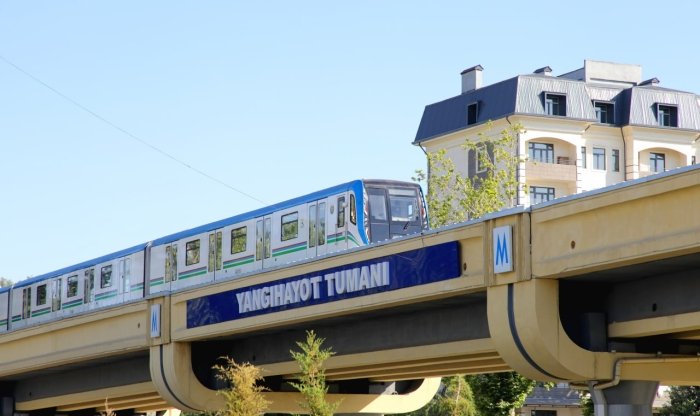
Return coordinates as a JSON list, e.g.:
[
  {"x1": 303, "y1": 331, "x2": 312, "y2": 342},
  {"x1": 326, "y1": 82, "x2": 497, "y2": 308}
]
[
  {"x1": 31, "y1": 309, "x2": 51, "y2": 318},
  {"x1": 95, "y1": 292, "x2": 117, "y2": 301},
  {"x1": 224, "y1": 258, "x2": 255, "y2": 269},
  {"x1": 272, "y1": 244, "x2": 307, "y2": 257},
  {"x1": 179, "y1": 270, "x2": 207, "y2": 280}
]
